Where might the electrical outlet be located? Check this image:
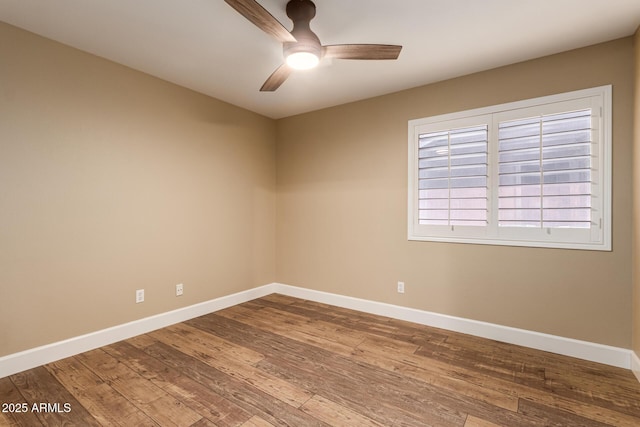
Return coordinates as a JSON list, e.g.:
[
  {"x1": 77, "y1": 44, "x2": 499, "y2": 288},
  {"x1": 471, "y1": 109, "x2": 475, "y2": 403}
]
[
  {"x1": 176, "y1": 283, "x2": 184, "y2": 296},
  {"x1": 397, "y1": 281, "x2": 405, "y2": 294},
  {"x1": 136, "y1": 289, "x2": 145, "y2": 303}
]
